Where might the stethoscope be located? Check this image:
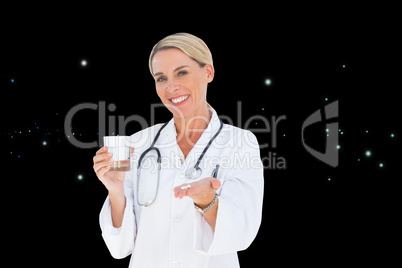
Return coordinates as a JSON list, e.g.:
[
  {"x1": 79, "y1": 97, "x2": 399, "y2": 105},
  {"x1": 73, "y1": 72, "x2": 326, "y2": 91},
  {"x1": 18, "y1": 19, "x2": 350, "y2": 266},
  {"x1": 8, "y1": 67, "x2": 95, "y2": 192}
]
[{"x1": 137, "y1": 119, "x2": 224, "y2": 207}]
